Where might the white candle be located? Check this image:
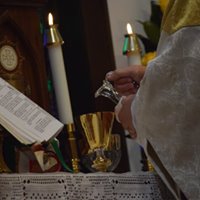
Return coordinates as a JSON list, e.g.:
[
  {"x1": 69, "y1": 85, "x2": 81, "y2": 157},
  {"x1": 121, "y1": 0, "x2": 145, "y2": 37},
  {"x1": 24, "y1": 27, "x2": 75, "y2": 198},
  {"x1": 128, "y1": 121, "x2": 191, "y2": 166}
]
[
  {"x1": 47, "y1": 13, "x2": 73, "y2": 124},
  {"x1": 126, "y1": 23, "x2": 141, "y2": 65},
  {"x1": 127, "y1": 53, "x2": 141, "y2": 65}
]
